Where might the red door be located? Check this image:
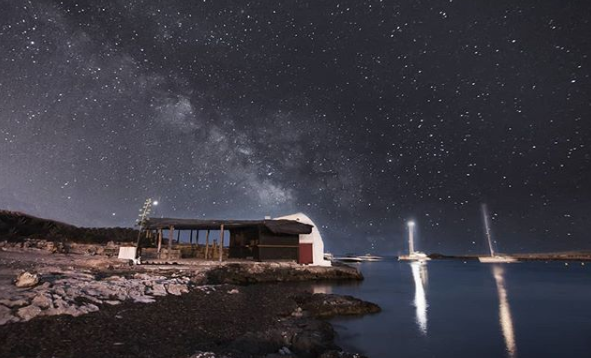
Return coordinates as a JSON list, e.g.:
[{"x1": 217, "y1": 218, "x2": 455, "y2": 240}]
[{"x1": 299, "y1": 243, "x2": 313, "y2": 264}]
